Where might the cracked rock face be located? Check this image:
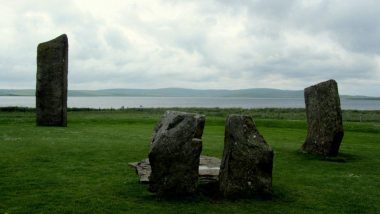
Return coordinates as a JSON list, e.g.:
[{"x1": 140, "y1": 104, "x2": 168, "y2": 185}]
[
  {"x1": 36, "y1": 34, "x2": 68, "y2": 127},
  {"x1": 148, "y1": 111, "x2": 205, "y2": 197},
  {"x1": 219, "y1": 115, "x2": 274, "y2": 199},
  {"x1": 302, "y1": 79, "x2": 344, "y2": 157}
]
